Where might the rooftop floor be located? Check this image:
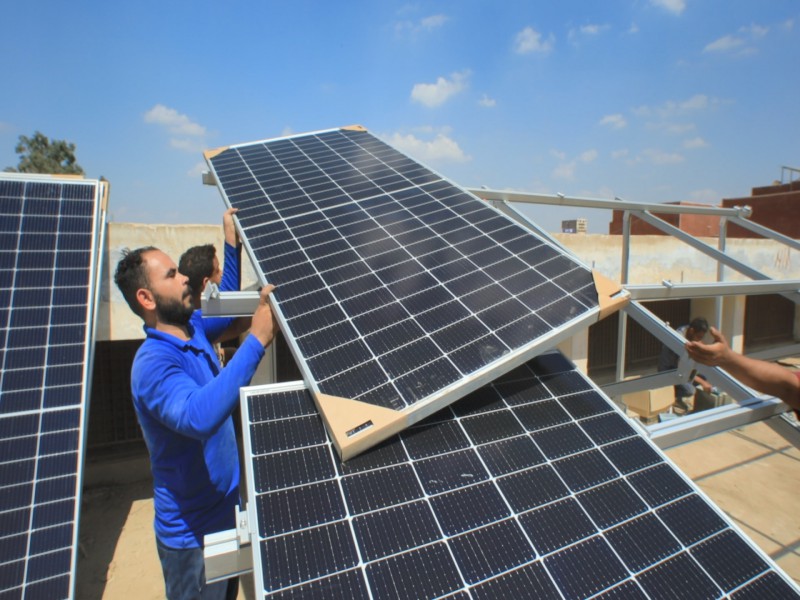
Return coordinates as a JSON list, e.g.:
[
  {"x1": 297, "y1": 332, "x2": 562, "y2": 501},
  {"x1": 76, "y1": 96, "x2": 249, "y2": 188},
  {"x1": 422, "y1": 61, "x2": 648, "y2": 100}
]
[{"x1": 75, "y1": 416, "x2": 800, "y2": 598}]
